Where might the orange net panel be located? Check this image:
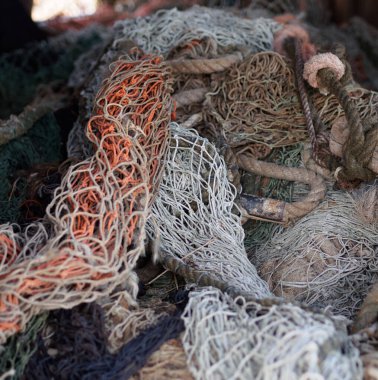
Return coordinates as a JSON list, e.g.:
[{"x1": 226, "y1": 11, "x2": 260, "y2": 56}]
[{"x1": 0, "y1": 53, "x2": 173, "y2": 343}]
